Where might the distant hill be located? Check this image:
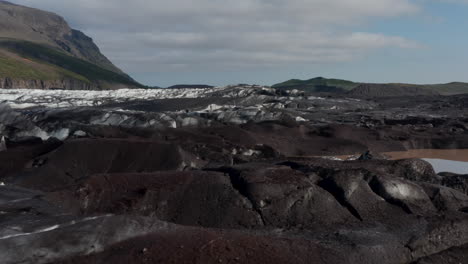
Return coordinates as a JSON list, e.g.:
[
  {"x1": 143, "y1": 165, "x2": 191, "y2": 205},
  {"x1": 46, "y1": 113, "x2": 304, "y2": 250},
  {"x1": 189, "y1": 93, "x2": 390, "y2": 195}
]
[
  {"x1": 167, "y1": 84, "x2": 214, "y2": 89},
  {"x1": 0, "y1": 1, "x2": 143, "y2": 89},
  {"x1": 272, "y1": 77, "x2": 359, "y2": 93},
  {"x1": 348, "y1": 83, "x2": 439, "y2": 97},
  {"x1": 424, "y1": 82, "x2": 468, "y2": 95},
  {"x1": 272, "y1": 77, "x2": 468, "y2": 96}
]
